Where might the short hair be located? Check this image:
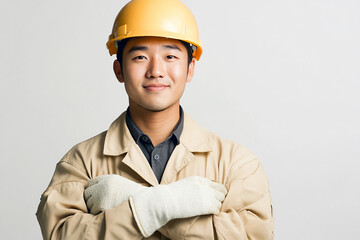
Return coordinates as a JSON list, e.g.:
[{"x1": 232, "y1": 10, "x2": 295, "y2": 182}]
[{"x1": 116, "y1": 38, "x2": 194, "y2": 69}]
